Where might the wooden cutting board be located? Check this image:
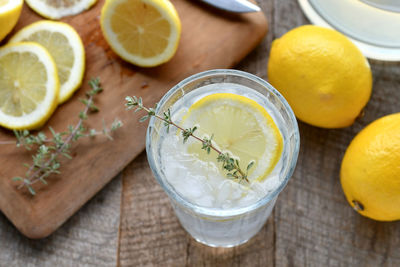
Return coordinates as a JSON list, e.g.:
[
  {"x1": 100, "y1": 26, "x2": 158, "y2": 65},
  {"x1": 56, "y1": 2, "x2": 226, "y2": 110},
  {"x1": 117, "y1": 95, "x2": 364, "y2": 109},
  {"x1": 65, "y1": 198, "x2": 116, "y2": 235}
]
[{"x1": 0, "y1": 0, "x2": 267, "y2": 238}]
